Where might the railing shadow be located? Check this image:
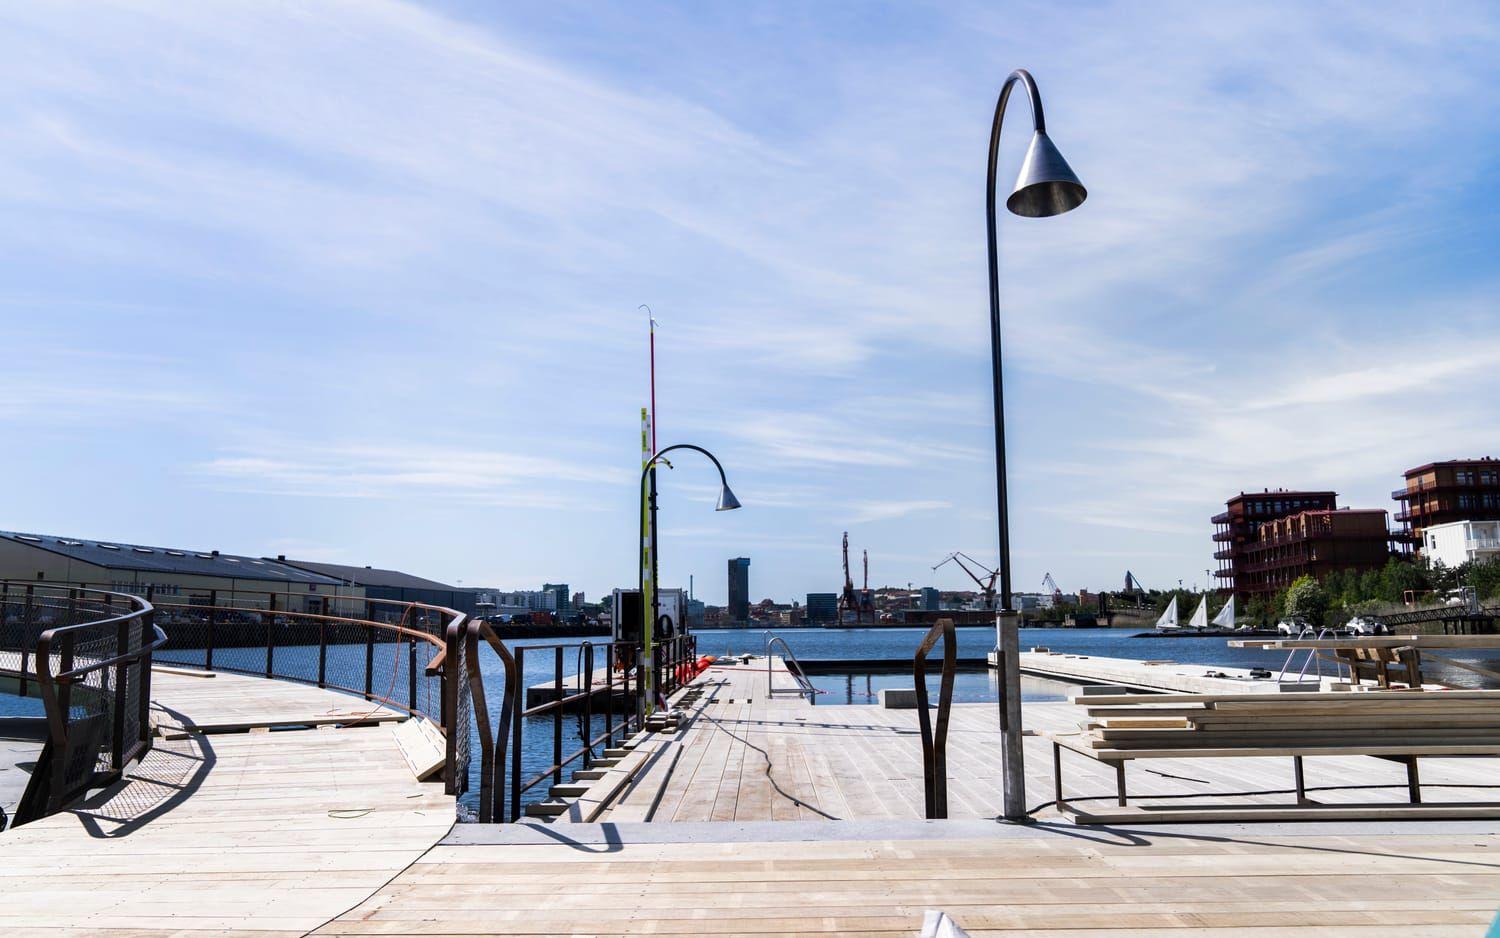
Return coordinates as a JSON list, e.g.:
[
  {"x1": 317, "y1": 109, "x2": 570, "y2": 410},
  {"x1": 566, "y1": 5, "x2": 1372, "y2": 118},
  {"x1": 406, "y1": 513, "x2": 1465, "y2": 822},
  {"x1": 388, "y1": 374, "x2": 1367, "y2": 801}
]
[{"x1": 70, "y1": 705, "x2": 215, "y2": 839}]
